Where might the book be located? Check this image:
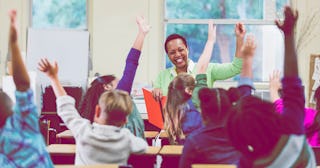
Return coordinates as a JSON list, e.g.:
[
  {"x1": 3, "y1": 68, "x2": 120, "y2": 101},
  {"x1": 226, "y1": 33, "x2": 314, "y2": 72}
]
[{"x1": 142, "y1": 88, "x2": 166, "y2": 129}]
